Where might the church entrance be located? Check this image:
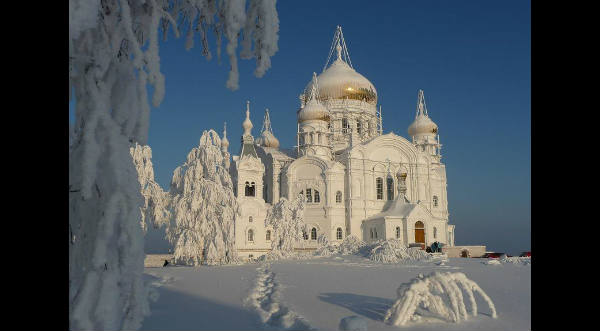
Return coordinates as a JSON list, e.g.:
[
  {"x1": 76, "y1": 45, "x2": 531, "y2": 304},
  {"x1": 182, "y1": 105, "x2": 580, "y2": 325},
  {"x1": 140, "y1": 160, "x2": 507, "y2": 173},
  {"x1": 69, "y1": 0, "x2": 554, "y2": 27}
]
[{"x1": 414, "y1": 221, "x2": 425, "y2": 243}]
